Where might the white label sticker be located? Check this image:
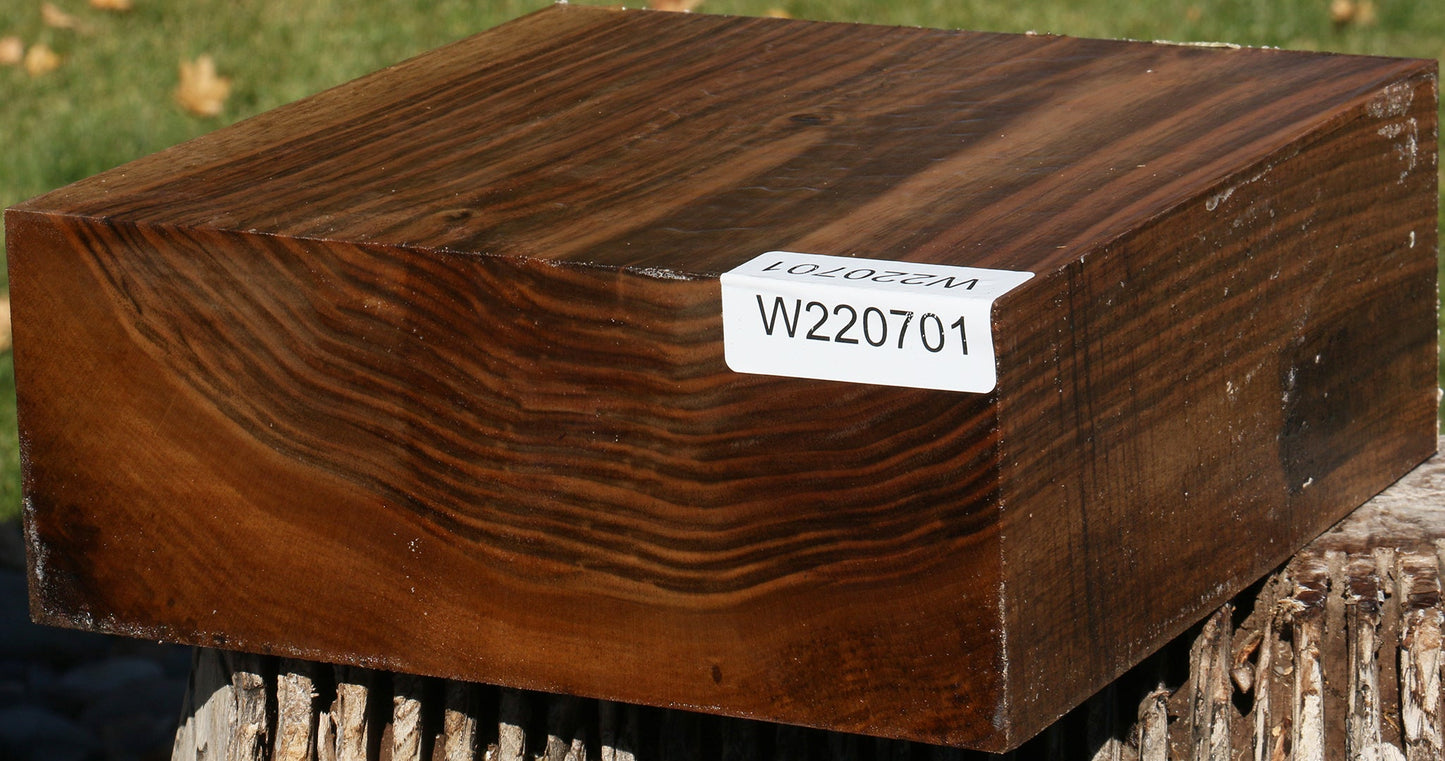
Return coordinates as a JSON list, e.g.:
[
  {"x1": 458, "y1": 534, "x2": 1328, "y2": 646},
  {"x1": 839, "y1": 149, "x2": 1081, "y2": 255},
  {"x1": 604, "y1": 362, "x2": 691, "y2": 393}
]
[{"x1": 720, "y1": 252, "x2": 1033, "y2": 393}]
